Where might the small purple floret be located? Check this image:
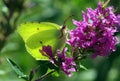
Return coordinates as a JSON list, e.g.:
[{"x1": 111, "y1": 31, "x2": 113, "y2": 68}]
[
  {"x1": 57, "y1": 48, "x2": 76, "y2": 77},
  {"x1": 39, "y1": 45, "x2": 54, "y2": 63}
]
